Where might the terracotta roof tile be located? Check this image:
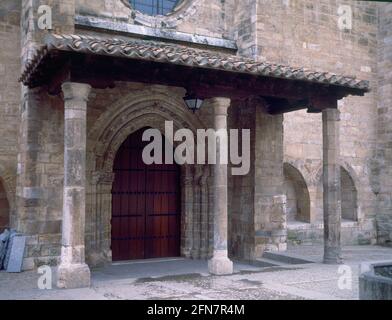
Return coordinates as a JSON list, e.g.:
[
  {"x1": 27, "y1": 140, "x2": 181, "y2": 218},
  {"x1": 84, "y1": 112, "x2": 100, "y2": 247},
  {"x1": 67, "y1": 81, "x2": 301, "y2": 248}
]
[{"x1": 20, "y1": 33, "x2": 370, "y2": 92}]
